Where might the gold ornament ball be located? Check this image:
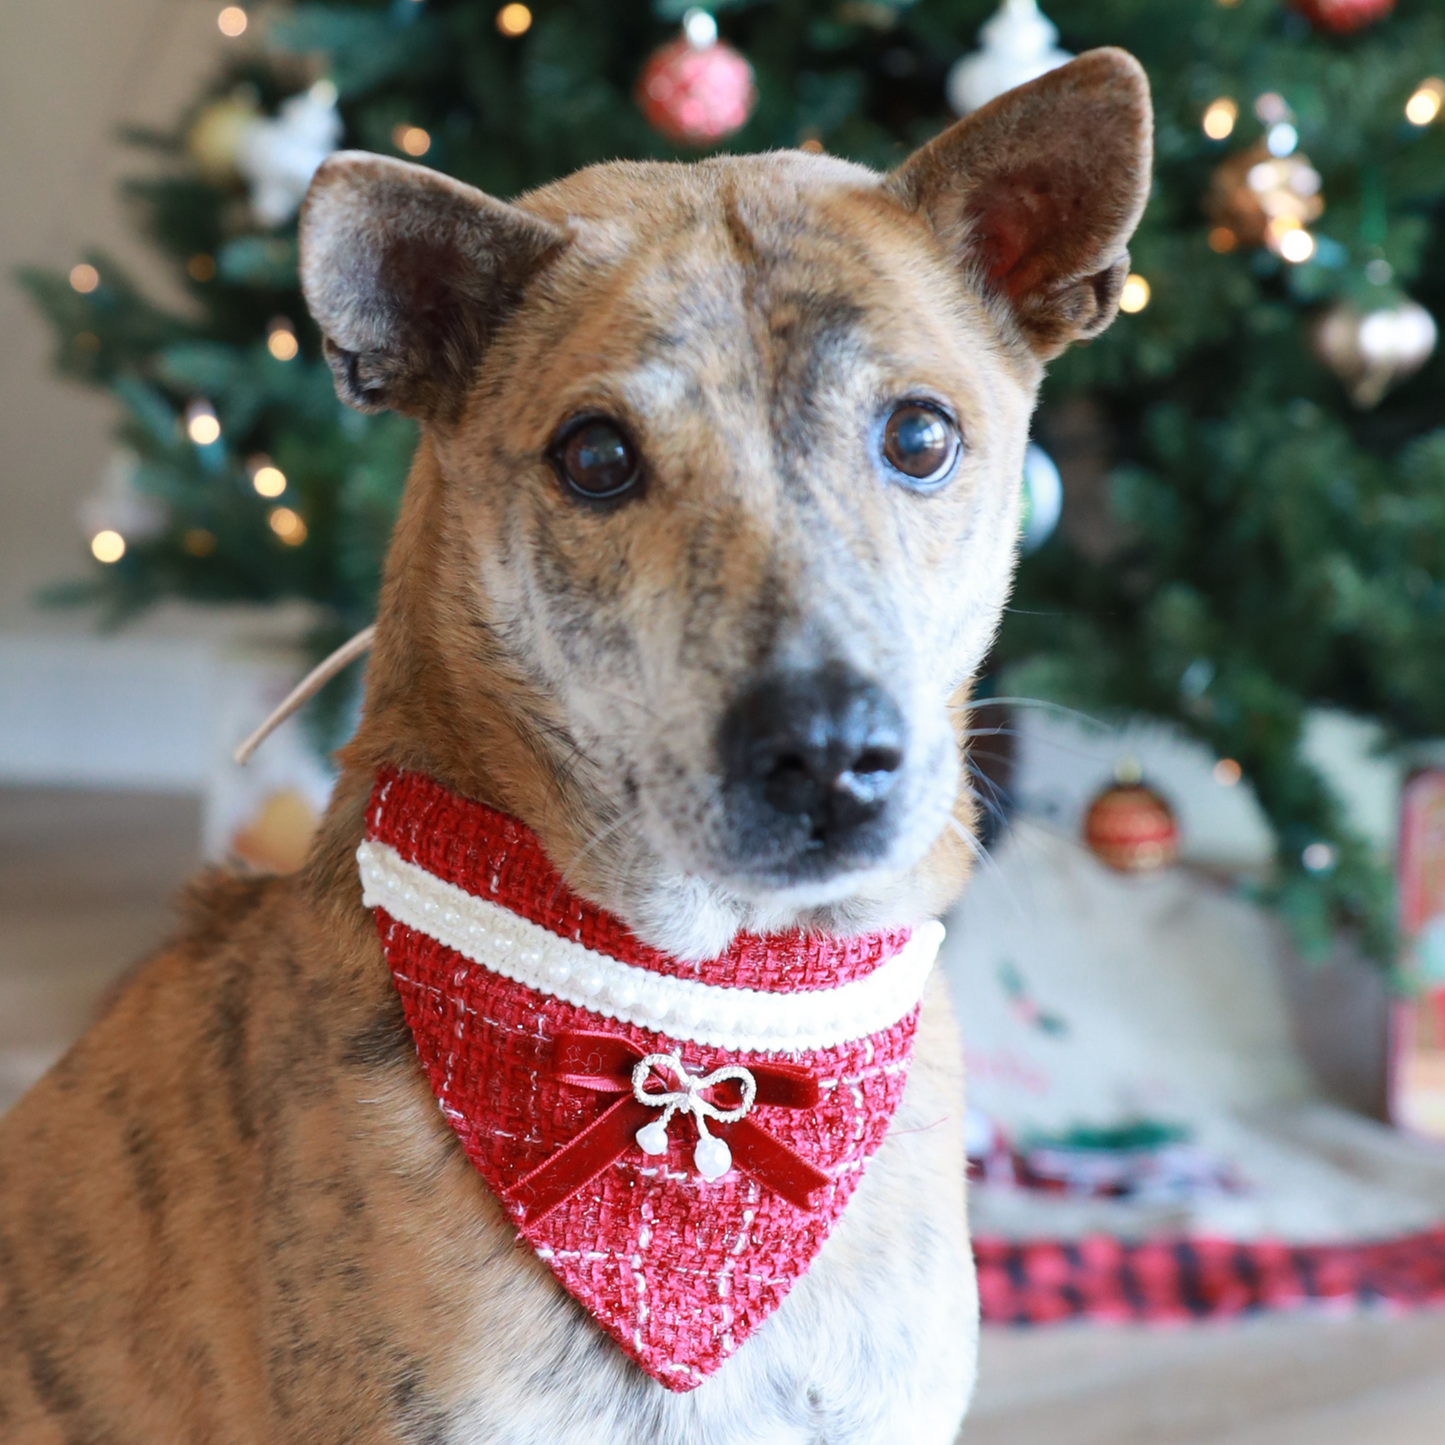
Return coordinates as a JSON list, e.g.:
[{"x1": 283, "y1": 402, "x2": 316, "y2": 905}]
[
  {"x1": 1083, "y1": 783, "x2": 1180, "y2": 873},
  {"x1": 1206, "y1": 141, "x2": 1322, "y2": 256},
  {"x1": 188, "y1": 94, "x2": 259, "y2": 183}
]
